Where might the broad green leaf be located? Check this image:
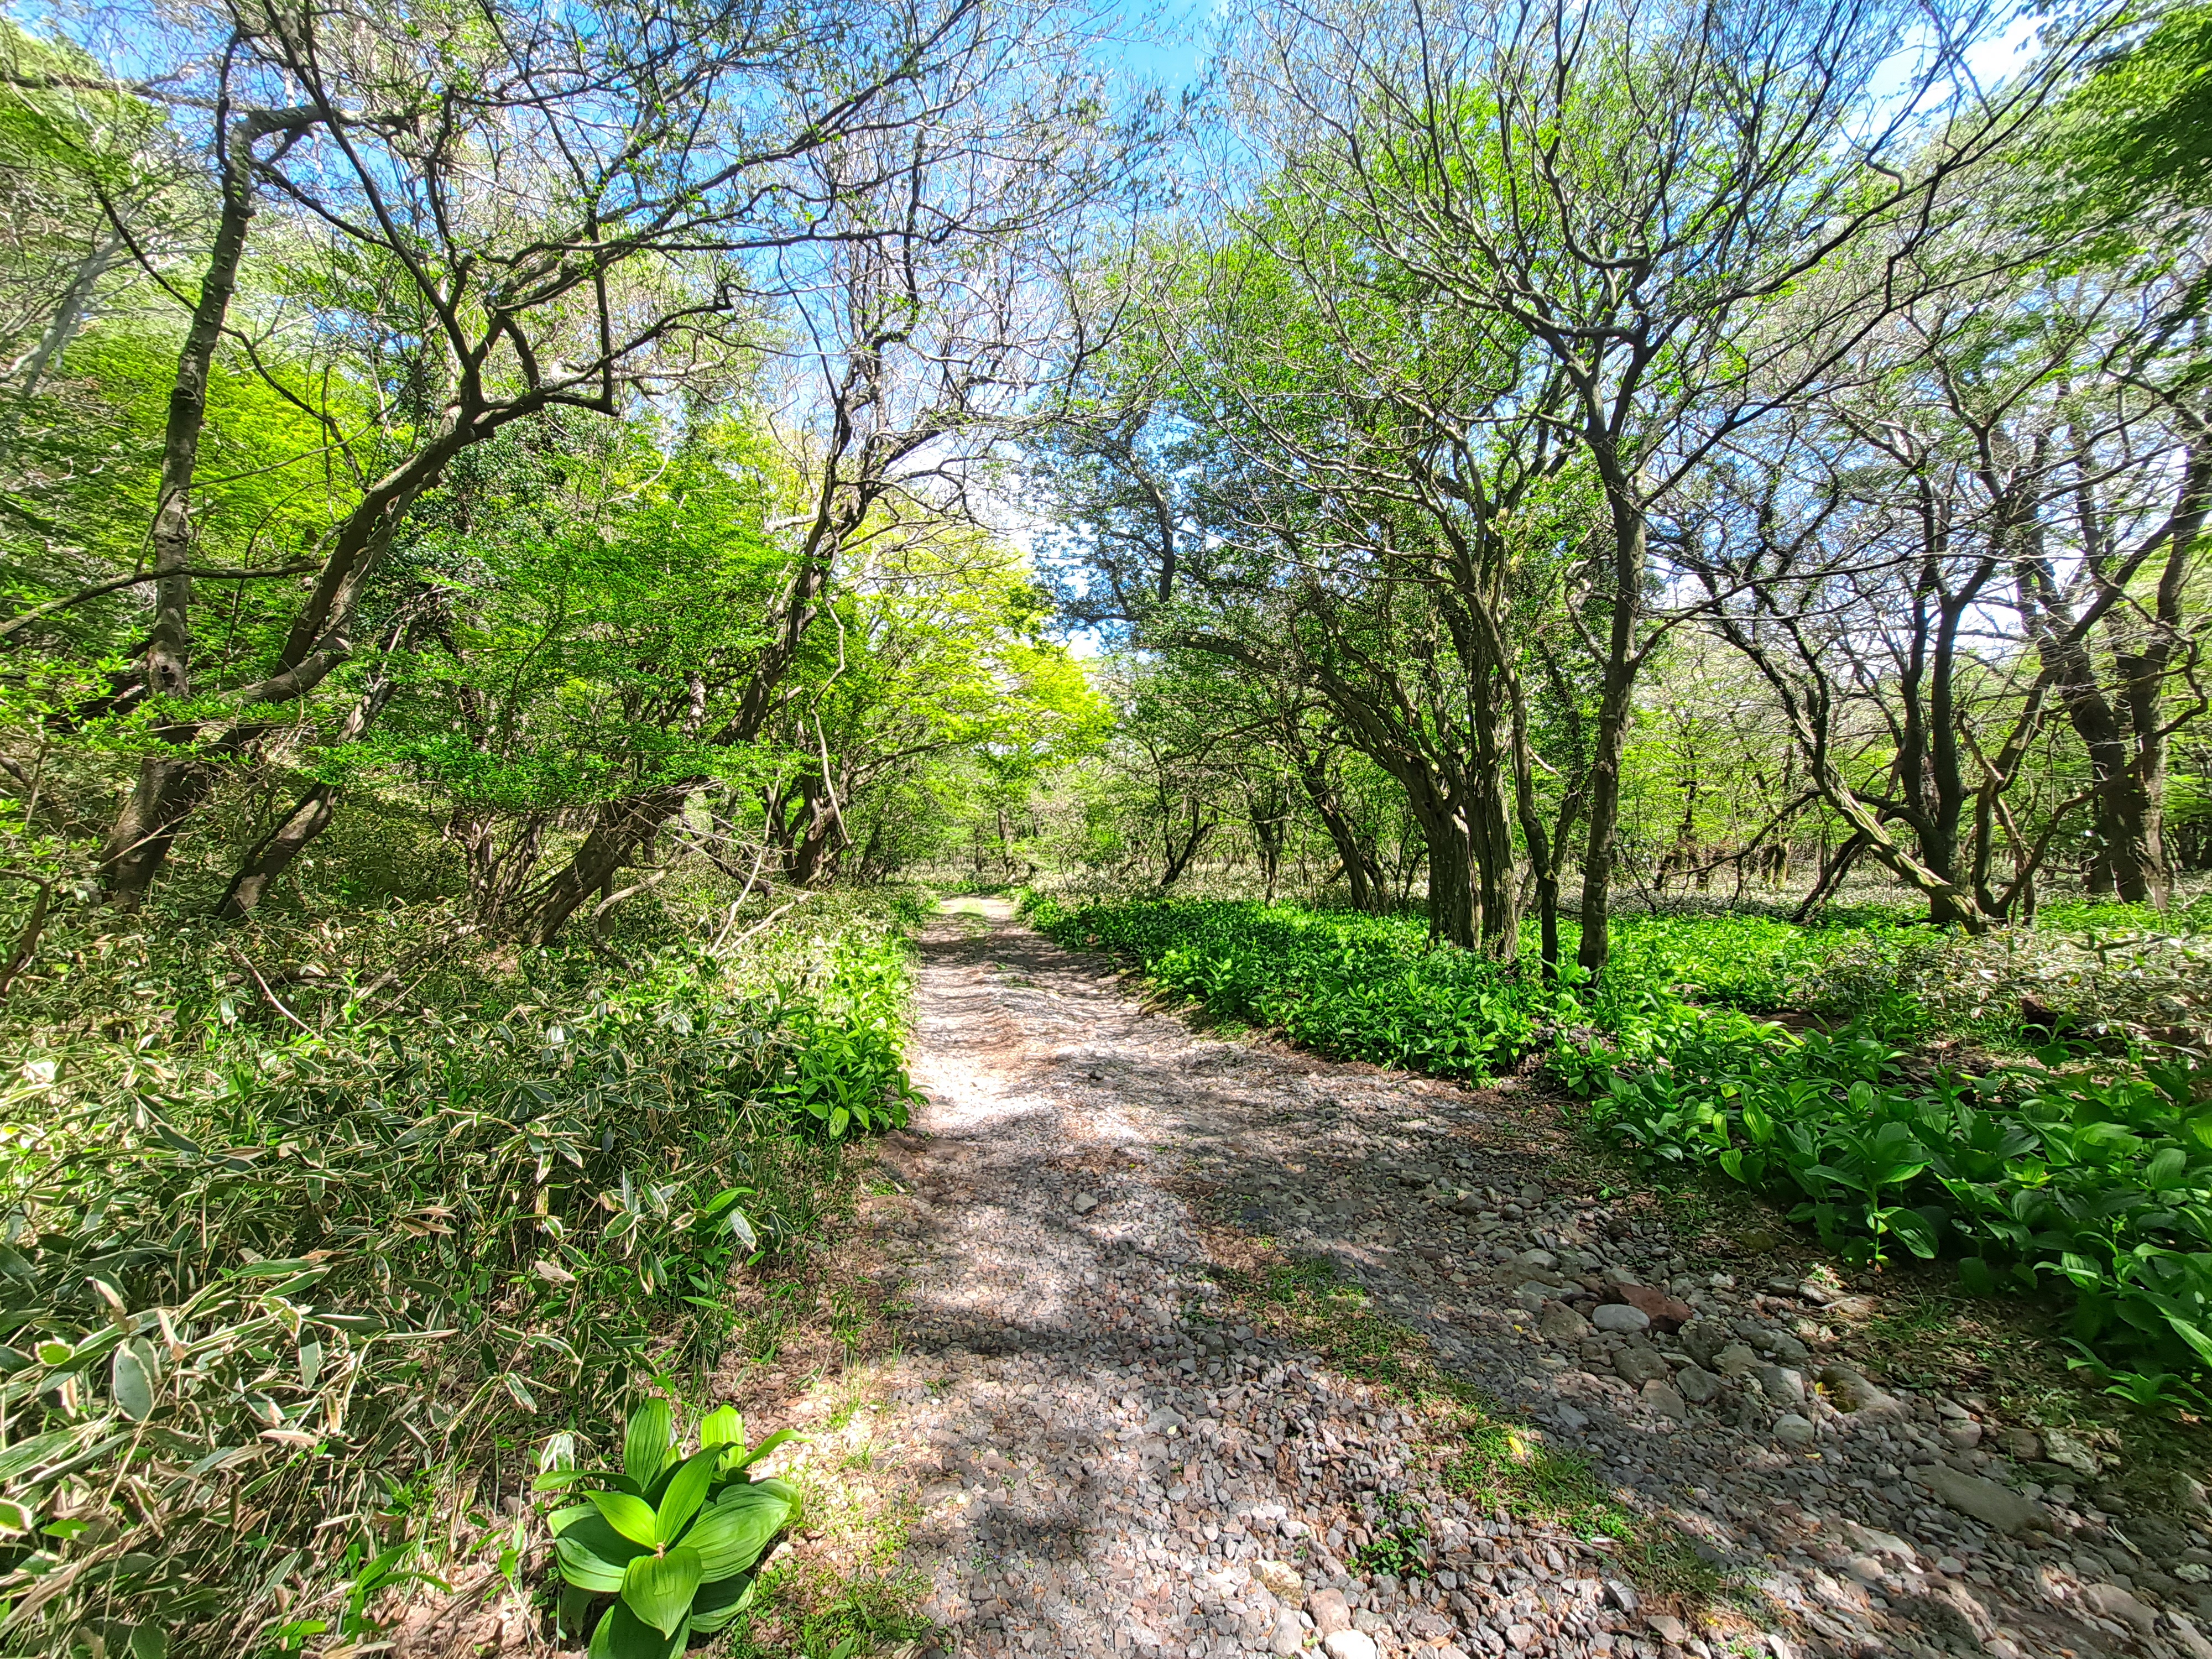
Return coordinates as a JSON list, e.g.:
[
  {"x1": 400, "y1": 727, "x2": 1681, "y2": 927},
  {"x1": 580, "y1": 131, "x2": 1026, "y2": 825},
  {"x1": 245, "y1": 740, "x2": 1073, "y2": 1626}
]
[
  {"x1": 724, "y1": 1427, "x2": 799, "y2": 1473},
  {"x1": 698, "y1": 1405, "x2": 743, "y2": 1452},
  {"x1": 686, "y1": 1484, "x2": 792, "y2": 1578},
  {"x1": 1880, "y1": 1208, "x2": 1939, "y2": 1259},
  {"x1": 621, "y1": 1545, "x2": 702, "y2": 1636},
  {"x1": 553, "y1": 1509, "x2": 651, "y2": 1592},
  {"x1": 587, "y1": 1489, "x2": 659, "y2": 1548},
  {"x1": 588, "y1": 1600, "x2": 686, "y2": 1659},
  {"x1": 656, "y1": 1447, "x2": 721, "y2": 1543},
  {"x1": 687, "y1": 1569, "x2": 758, "y2": 1633},
  {"x1": 547, "y1": 1503, "x2": 597, "y2": 1536},
  {"x1": 623, "y1": 1399, "x2": 674, "y2": 1490}
]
